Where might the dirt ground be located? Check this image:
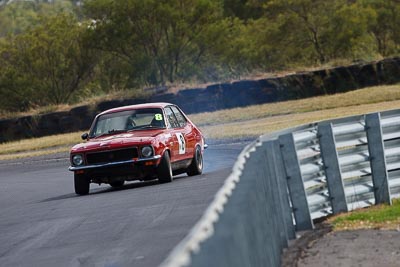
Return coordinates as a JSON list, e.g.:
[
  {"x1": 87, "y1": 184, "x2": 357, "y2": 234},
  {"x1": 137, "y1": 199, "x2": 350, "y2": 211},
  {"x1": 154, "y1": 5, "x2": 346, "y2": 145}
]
[{"x1": 282, "y1": 223, "x2": 400, "y2": 267}]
